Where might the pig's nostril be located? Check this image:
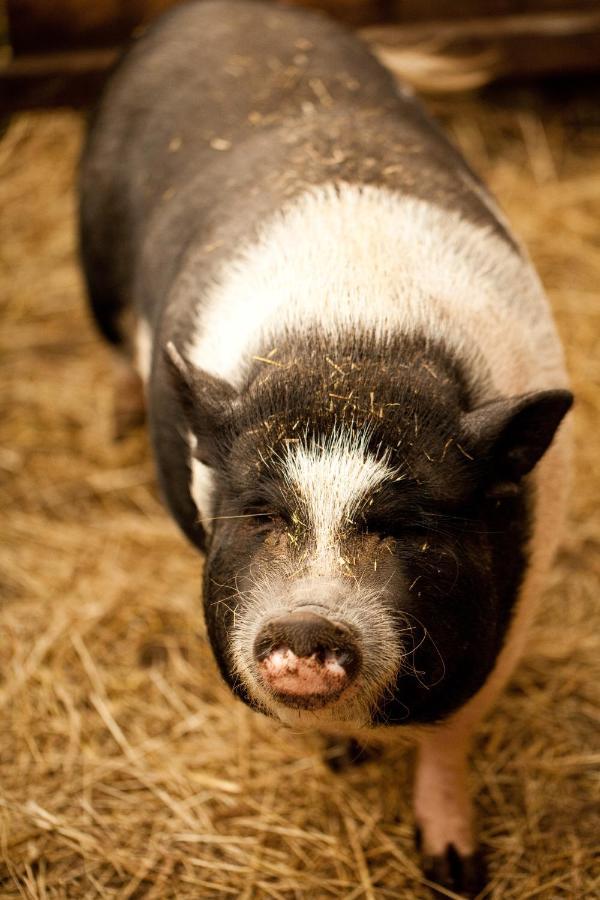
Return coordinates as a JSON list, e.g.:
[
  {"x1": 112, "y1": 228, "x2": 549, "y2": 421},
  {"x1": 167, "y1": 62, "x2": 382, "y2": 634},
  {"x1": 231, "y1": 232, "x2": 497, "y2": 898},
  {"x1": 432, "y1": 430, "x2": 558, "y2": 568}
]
[
  {"x1": 253, "y1": 611, "x2": 359, "y2": 666},
  {"x1": 333, "y1": 648, "x2": 353, "y2": 668},
  {"x1": 253, "y1": 611, "x2": 362, "y2": 709}
]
